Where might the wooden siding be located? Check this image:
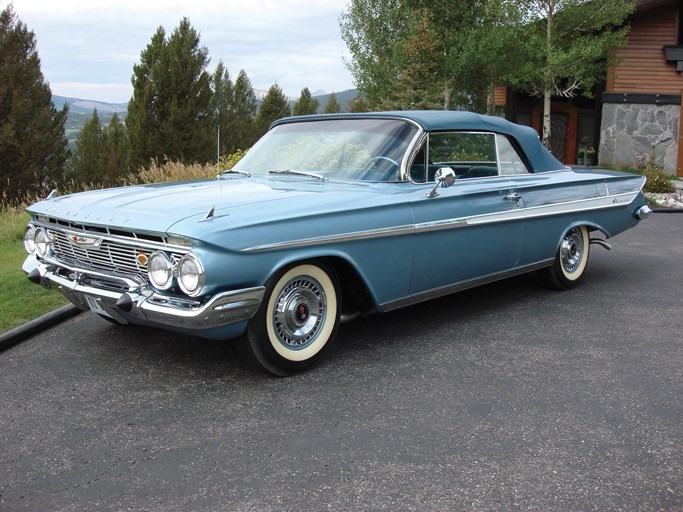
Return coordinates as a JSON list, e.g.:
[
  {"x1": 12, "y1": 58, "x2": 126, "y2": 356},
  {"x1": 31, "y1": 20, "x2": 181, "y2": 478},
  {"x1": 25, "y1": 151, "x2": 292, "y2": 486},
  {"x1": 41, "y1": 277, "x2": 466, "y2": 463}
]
[
  {"x1": 493, "y1": 86, "x2": 507, "y2": 107},
  {"x1": 610, "y1": 4, "x2": 683, "y2": 94}
]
